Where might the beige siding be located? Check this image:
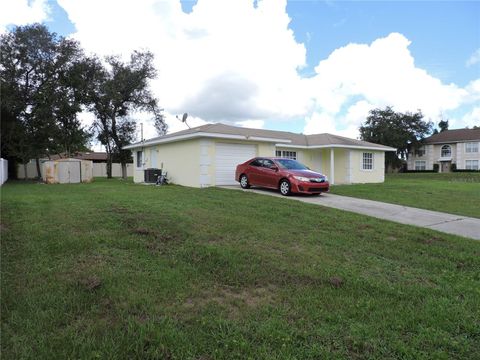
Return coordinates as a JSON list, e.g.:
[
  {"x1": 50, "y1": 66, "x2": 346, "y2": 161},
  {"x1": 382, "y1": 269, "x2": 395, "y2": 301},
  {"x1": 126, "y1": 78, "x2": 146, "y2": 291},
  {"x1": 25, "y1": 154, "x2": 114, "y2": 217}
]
[
  {"x1": 350, "y1": 150, "x2": 385, "y2": 183},
  {"x1": 131, "y1": 139, "x2": 389, "y2": 187},
  {"x1": 133, "y1": 139, "x2": 202, "y2": 187}
]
